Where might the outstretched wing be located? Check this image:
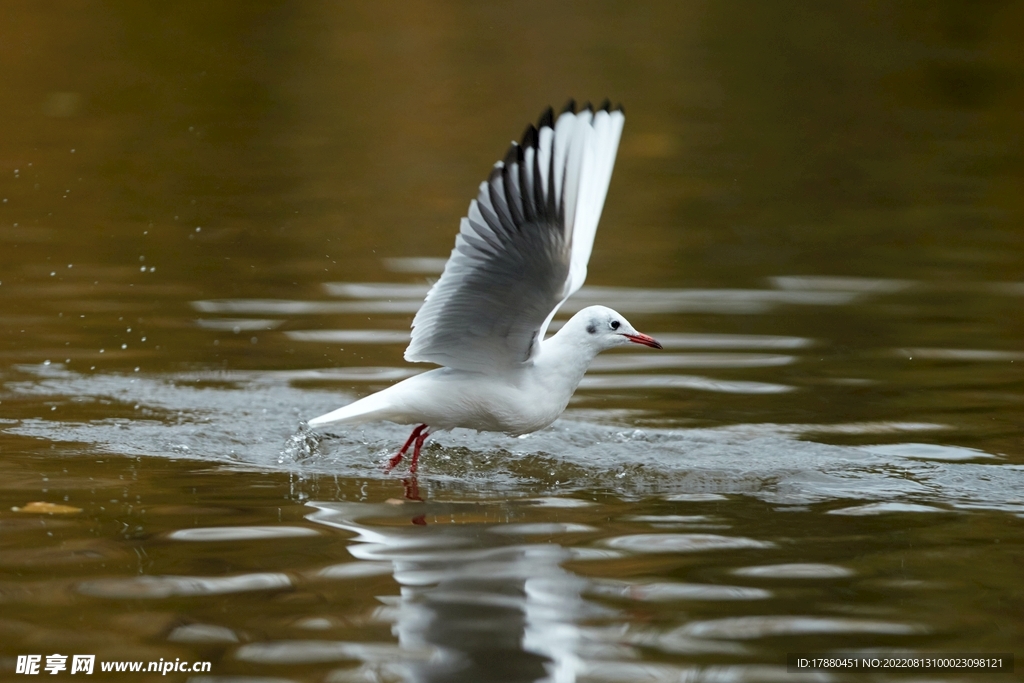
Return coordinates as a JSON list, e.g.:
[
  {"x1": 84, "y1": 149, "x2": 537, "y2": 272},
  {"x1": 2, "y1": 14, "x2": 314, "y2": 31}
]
[{"x1": 404, "y1": 101, "x2": 625, "y2": 373}]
